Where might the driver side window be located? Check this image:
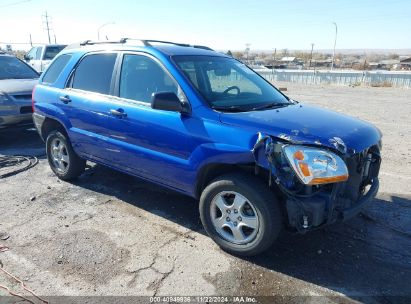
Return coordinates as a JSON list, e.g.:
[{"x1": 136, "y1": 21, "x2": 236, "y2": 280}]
[{"x1": 27, "y1": 47, "x2": 37, "y2": 60}]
